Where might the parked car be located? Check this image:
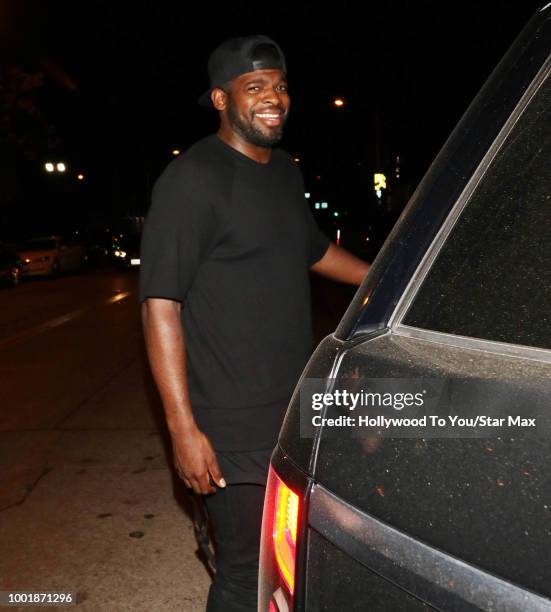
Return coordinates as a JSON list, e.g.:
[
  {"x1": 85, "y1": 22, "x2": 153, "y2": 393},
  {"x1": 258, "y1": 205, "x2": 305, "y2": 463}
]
[
  {"x1": 0, "y1": 244, "x2": 23, "y2": 287},
  {"x1": 18, "y1": 235, "x2": 85, "y2": 277},
  {"x1": 260, "y1": 6, "x2": 551, "y2": 612}
]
